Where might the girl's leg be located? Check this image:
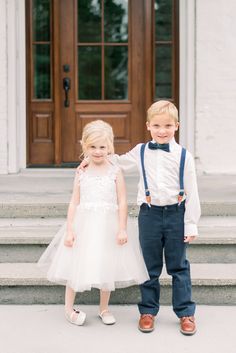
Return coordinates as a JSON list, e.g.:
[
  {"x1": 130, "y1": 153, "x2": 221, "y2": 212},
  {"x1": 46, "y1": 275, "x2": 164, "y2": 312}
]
[
  {"x1": 65, "y1": 285, "x2": 76, "y2": 314},
  {"x1": 99, "y1": 290, "x2": 111, "y2": 313},
  {"x1": 99, "y1": 290, "x2": 116, "y2": 324},
  {"x1": 65, "y1": 285, "x2": 86, "y2": 325}
]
